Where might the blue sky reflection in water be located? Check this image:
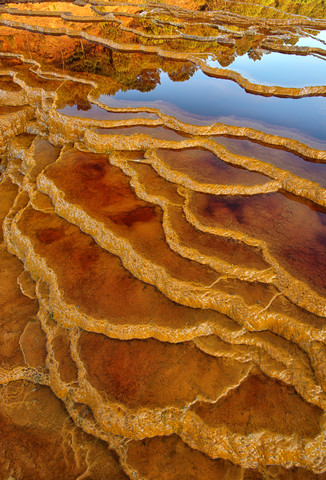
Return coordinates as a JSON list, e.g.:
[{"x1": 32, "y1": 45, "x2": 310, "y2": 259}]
[
  {"x1": 99, "y1": 70, "x2": 326, "y2": 148},
  {"x1": 206, "y1": 52, "x2": 326, "y2": 87},
  {"x1": 296, "y1": 30, "x2": 326, "y2": 48}
]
